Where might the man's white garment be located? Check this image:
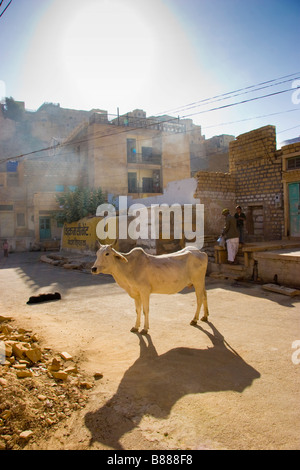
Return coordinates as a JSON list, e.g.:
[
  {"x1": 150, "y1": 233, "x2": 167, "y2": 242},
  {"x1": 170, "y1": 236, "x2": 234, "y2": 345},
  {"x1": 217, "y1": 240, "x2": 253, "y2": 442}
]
[{"x1": 226, "y1": 237, "x2": 239, "y2": 262}]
